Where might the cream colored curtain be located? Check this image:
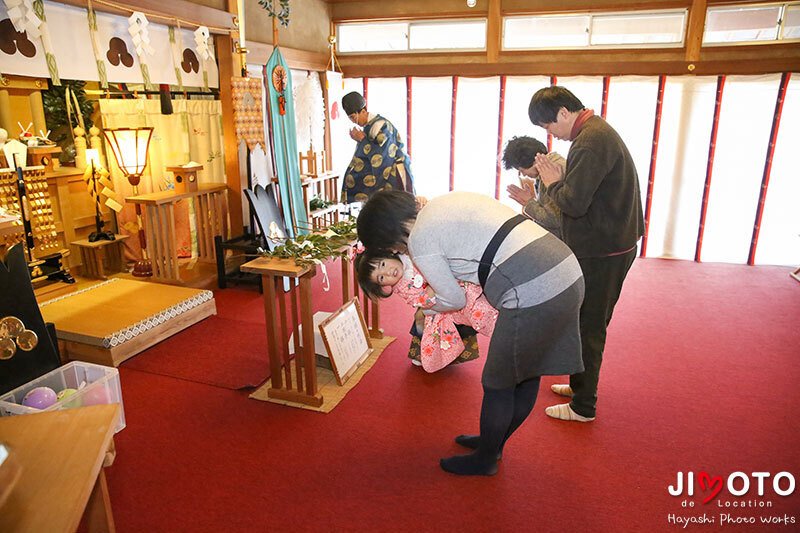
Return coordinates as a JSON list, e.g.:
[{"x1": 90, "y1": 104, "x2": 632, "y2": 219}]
[{"x1": 98, "y1": 99, "x2": 225, "y2": 260}]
